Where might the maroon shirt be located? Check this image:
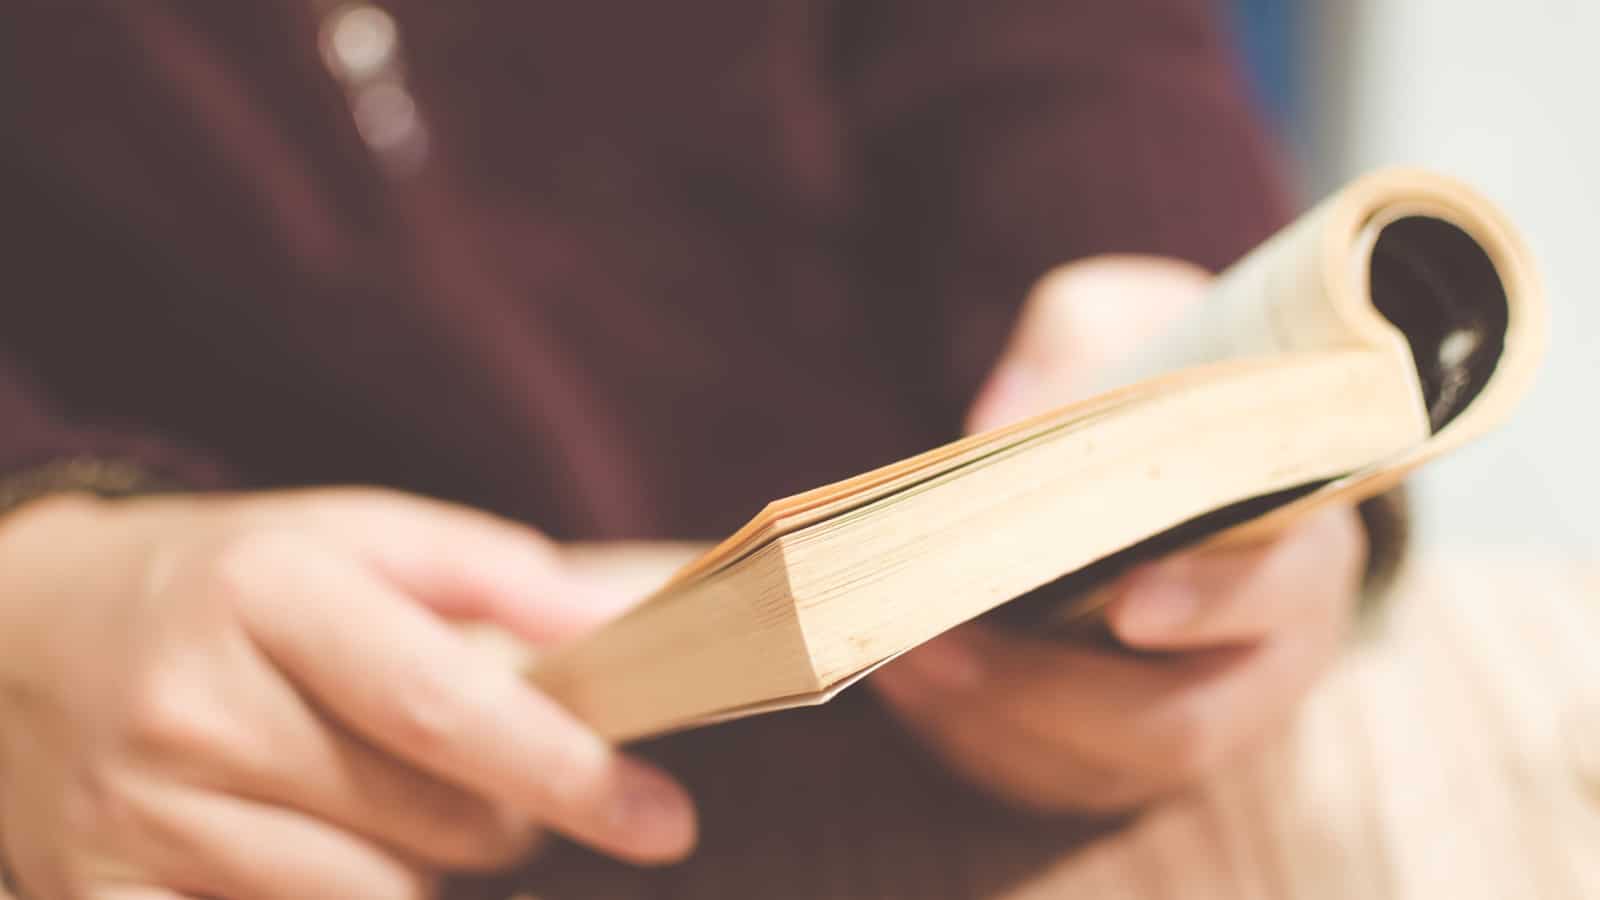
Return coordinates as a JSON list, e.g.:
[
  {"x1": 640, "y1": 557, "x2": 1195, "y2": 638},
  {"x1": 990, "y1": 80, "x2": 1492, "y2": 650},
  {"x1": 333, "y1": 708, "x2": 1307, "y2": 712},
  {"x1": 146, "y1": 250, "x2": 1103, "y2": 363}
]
[{"x1": 0, "y1": 0, "x2": 1286, "y2": 542}]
